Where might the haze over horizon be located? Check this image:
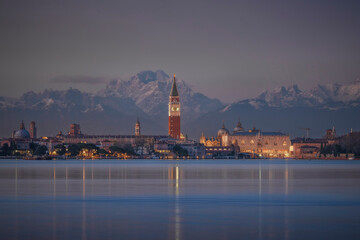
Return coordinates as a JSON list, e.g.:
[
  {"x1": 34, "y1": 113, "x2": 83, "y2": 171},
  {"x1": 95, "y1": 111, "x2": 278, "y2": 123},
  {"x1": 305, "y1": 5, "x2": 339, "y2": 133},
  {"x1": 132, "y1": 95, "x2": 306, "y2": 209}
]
[{"x1": 1, "y1": 0, "x2": 360, "y2": 102}]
